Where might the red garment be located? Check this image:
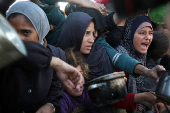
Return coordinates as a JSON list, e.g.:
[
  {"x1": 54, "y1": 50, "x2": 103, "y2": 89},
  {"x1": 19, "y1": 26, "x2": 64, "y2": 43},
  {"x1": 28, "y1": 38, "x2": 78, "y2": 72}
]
[
  {"x1": 94, "y1": 0, "x2": 110, "y2": 5},
  {"x1": 112, "y1": 93, "x2": 136, "y2": 110},
  {"x1": 112, "y1": 69, "x2": 137, "y2": 110}
]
